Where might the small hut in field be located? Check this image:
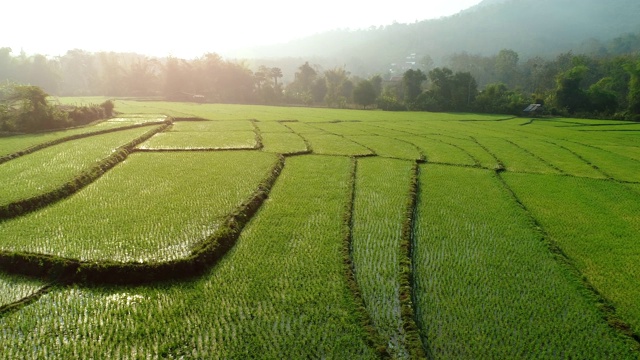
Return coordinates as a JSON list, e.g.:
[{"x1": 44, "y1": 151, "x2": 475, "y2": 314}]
[{"x1": 523, "y1": 103, "x2": 543, "y2": 117}]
